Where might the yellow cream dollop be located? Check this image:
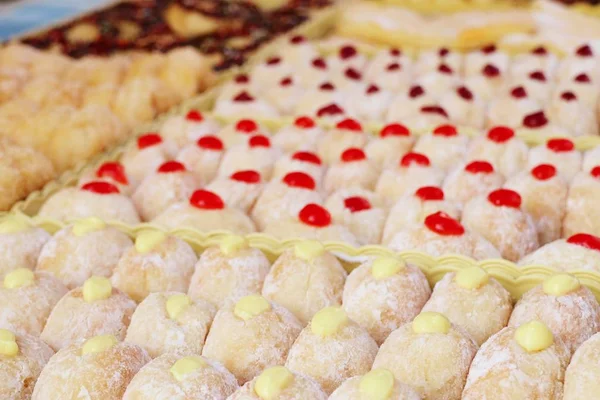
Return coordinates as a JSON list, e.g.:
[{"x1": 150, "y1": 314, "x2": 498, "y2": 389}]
[
  {"x1": 515, "y1": 320, "x2": 554, "y2": 353},
  {"x1": 371, "y1": 256, "x2": 405, "y2": 280},
  {"x1": 311, "y1": 307, "x2": 348, "y2": 337},
  {"x1": 0, "y1": 217, "x2": 30, "y2": 234},
  {"x1": 254, "y1": 366, "x2": 294, "y2": 400},
  {"x1": 294, "y1": 240, "x2": 325, "y2": 261},
  {"x1": 82, "y1": 335, "x2": 118, "y2": 355},
  {"x1": 170, "y1": 356, "x2": 207, "y2": 381},
  {"x1": 135, "y1": 230, "x2": 167, "y2": 254},
  {"x1": 0, "y1": 329, "x2": 19, "y2": 357},
  {"x1": 166, "y1": 294, "x2": 191, "y2": 320},
  {"x1": 83, "y1": 276, "x2": 112, "y2": 303},
  {"x1": 359, "y1": 369, "x2": 395, "y2": 400},
  {"x1": 543, "y1": 274, "x2": 580, "y2": 297},
  {"x1": 4, "y1": 268, "x2": 35, "y2": 289},
  {"x1": 454, "y1": 266, "x2": 489, "y2": 290},
  {"x1": 234, "y1": 295, "x2": 271, "y2": 321},
  {"x1": 412, "y1": 312, "x2": 451, "y2": 334},
  {"x1": 72, "y1": 217, "x2": 106, "y2": 237},
  {"x1": 220, "y1": 235, "x2": 249, "y2": 256}
]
